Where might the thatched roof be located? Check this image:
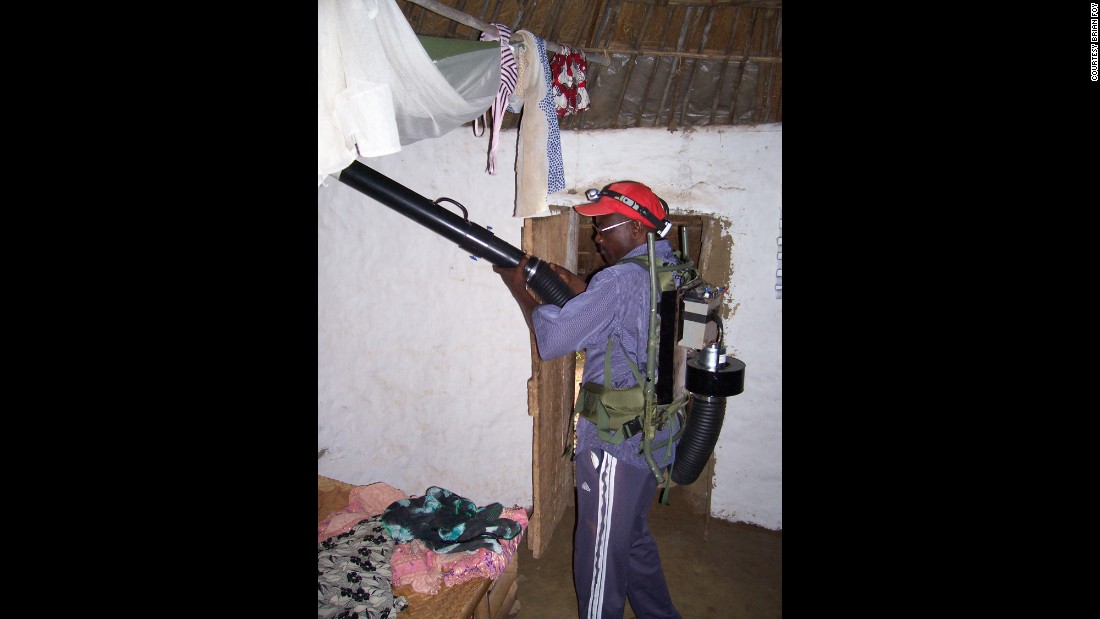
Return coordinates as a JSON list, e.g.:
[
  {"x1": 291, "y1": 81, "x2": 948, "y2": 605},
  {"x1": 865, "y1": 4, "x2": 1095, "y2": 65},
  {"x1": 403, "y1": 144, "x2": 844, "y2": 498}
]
[{"x1": 398, "y1": 0, "x2": 782, "y2": 132}]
